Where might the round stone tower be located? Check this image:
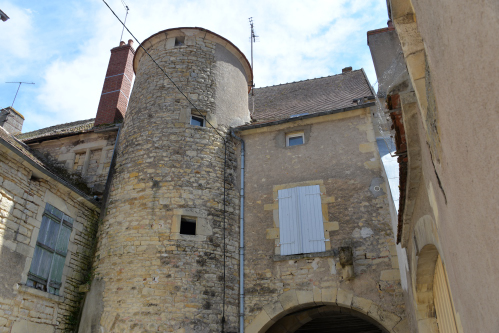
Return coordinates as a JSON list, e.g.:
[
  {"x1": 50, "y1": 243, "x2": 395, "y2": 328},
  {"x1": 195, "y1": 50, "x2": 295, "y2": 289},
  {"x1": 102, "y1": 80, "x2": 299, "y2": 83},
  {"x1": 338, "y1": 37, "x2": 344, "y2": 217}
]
[{"x1": 87, "y1": 28, "x2": 252, "y2": 333}]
